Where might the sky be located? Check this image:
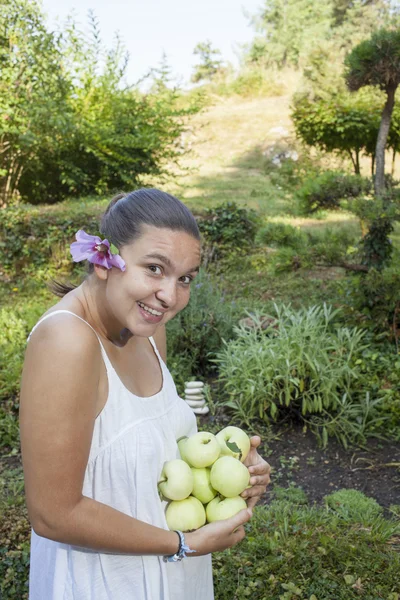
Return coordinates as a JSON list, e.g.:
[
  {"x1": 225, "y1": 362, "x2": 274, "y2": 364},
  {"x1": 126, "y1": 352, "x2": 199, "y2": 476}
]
[{"x1": 41, "y1": 0, "x2": 262, "y2": 88}]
